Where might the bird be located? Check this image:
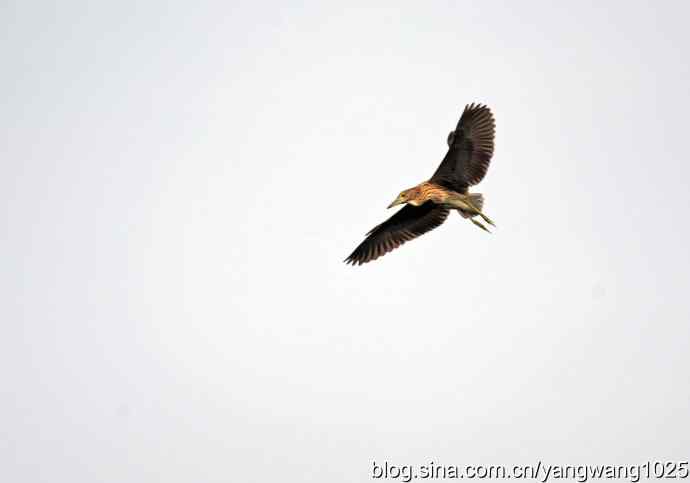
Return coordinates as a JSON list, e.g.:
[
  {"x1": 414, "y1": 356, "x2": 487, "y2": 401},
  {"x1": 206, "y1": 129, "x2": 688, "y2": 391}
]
[{"x1": 345, "y1": 103, "x2": 496, "y2": 265}]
